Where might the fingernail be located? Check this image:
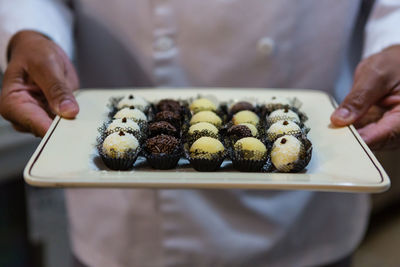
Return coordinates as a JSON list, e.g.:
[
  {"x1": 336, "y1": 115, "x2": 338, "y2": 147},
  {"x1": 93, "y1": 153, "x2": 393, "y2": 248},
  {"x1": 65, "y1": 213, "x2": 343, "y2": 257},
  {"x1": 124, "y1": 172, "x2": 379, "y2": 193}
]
[
  {"x1": 334, "y1": 108, "x2": 350, "y2": 119},
  {"x1": 59, "y1": 99, "x2": 77, "y2": 116}
]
